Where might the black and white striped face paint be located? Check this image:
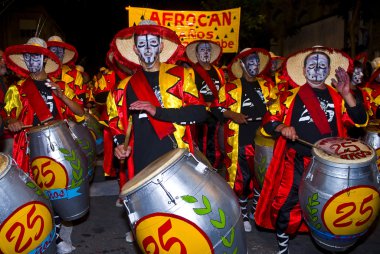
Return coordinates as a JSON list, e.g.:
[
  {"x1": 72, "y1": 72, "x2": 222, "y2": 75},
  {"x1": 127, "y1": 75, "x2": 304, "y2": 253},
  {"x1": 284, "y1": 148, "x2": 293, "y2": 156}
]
[
  {"x1": 243, "y1": 53, "x2": 260, "y2": 77},
  {"x1": 23, "y1": 53, "x2": 44, "y2": 73},
  {"x1": 49, "y1": 46, "x2": 65, "y2": 63},
  {"x1": 135, "y1": 34, "x2": 161, "y2": 68},
  {"x1": 305, "y1": 53, "x2": 330, "y2": 86},
  {"x1": 196, "y1": 42, "x2": 211, "y2": 64}
]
